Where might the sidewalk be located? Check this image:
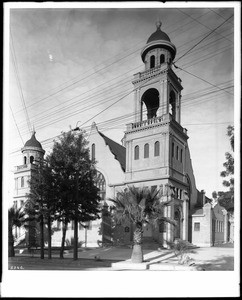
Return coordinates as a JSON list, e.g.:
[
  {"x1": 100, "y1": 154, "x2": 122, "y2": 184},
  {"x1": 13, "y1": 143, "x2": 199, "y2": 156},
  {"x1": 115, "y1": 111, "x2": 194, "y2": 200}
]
[{"x1": 12, "y1": 243, "x2": 234, "y2": 270}]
